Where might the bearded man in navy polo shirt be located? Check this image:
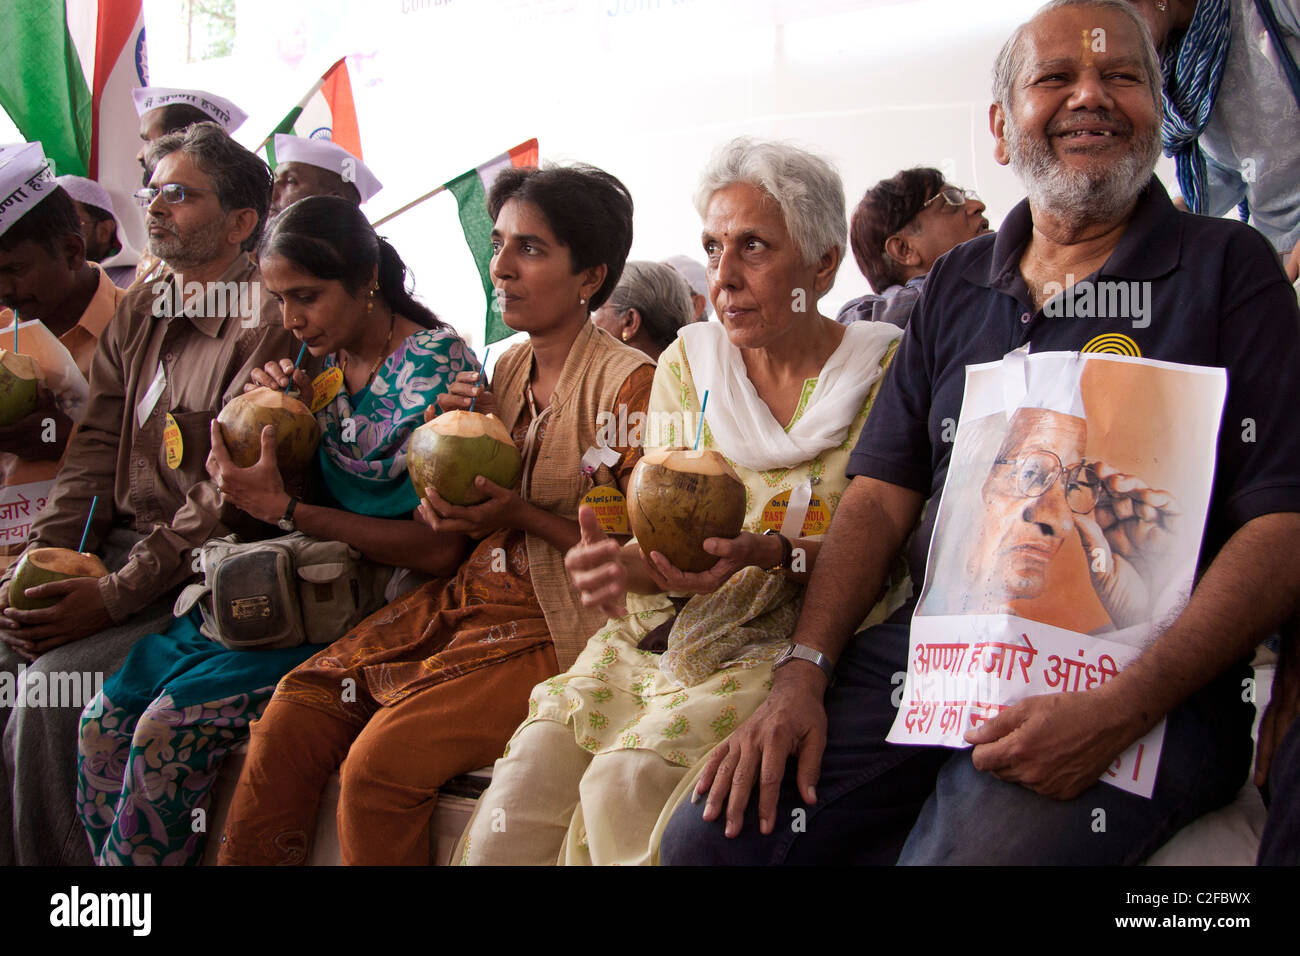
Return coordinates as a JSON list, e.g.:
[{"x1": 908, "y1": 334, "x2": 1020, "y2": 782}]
[{"x1": 662, "y1": 0, "x2": 1300, "y2": 865}]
